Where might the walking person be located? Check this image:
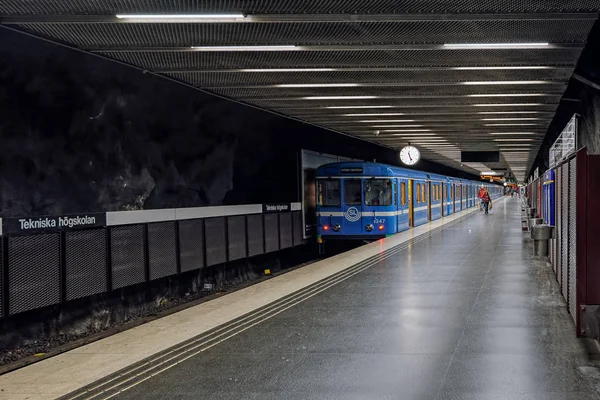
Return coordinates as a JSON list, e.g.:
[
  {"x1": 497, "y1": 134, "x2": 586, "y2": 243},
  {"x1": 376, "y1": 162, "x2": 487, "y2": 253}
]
[
  {"x1": 477, "y1": 185, "x2": 485, "y2": 211},
  {"x1": 482, "y1": 189, "x2": 492, "y2": 214}
]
